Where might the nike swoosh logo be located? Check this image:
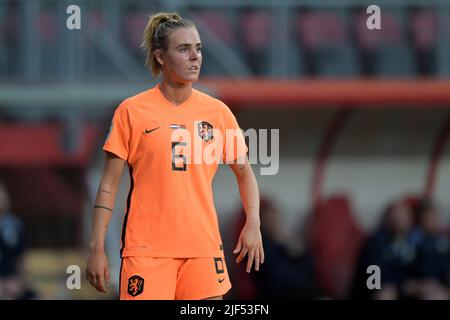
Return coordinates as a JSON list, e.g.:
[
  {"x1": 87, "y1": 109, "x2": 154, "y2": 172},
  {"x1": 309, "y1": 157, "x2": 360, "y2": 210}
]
[
  {"x1": 218, "y1": 278, "x2": 225, "y2": 283},
  {"x1": 143, "y1": 127, "x2": 160, "y2": 134}
]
